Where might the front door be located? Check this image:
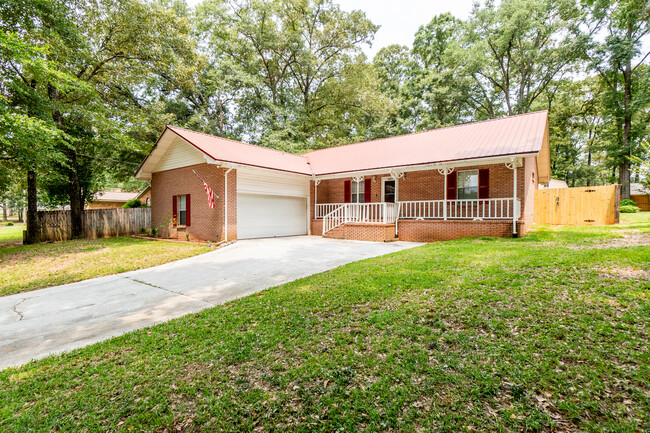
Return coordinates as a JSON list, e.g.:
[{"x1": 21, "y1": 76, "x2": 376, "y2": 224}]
[{"x1": 382, "y1": 178, "x2": 397, "y2": 203}]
